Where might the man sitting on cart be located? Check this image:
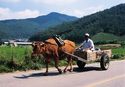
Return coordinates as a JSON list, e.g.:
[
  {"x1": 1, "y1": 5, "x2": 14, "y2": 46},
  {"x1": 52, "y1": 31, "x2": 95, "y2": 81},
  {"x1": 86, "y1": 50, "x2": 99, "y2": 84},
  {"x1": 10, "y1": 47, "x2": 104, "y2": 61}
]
[{"x1": 76, "y1": 33, "x2": 95, "y2": 52}]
